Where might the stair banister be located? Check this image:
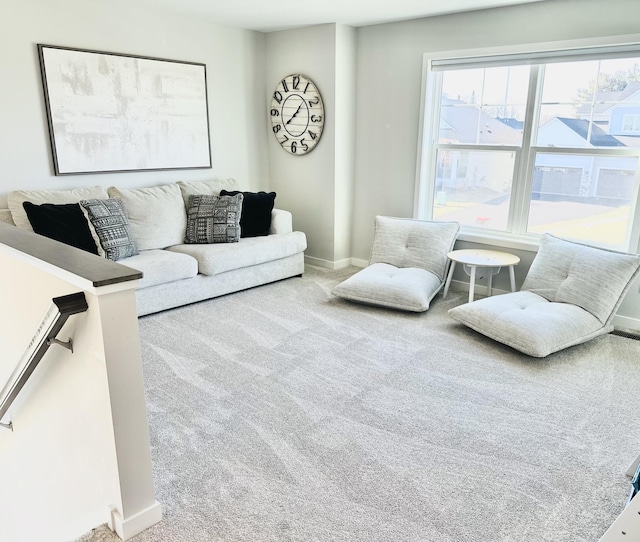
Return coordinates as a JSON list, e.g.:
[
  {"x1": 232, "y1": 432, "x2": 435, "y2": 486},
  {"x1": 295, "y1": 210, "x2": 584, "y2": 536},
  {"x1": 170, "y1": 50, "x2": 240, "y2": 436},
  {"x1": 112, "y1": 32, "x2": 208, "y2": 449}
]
[{"x1": 0, "y1": 291, "x2": 88, "y2": 430}]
